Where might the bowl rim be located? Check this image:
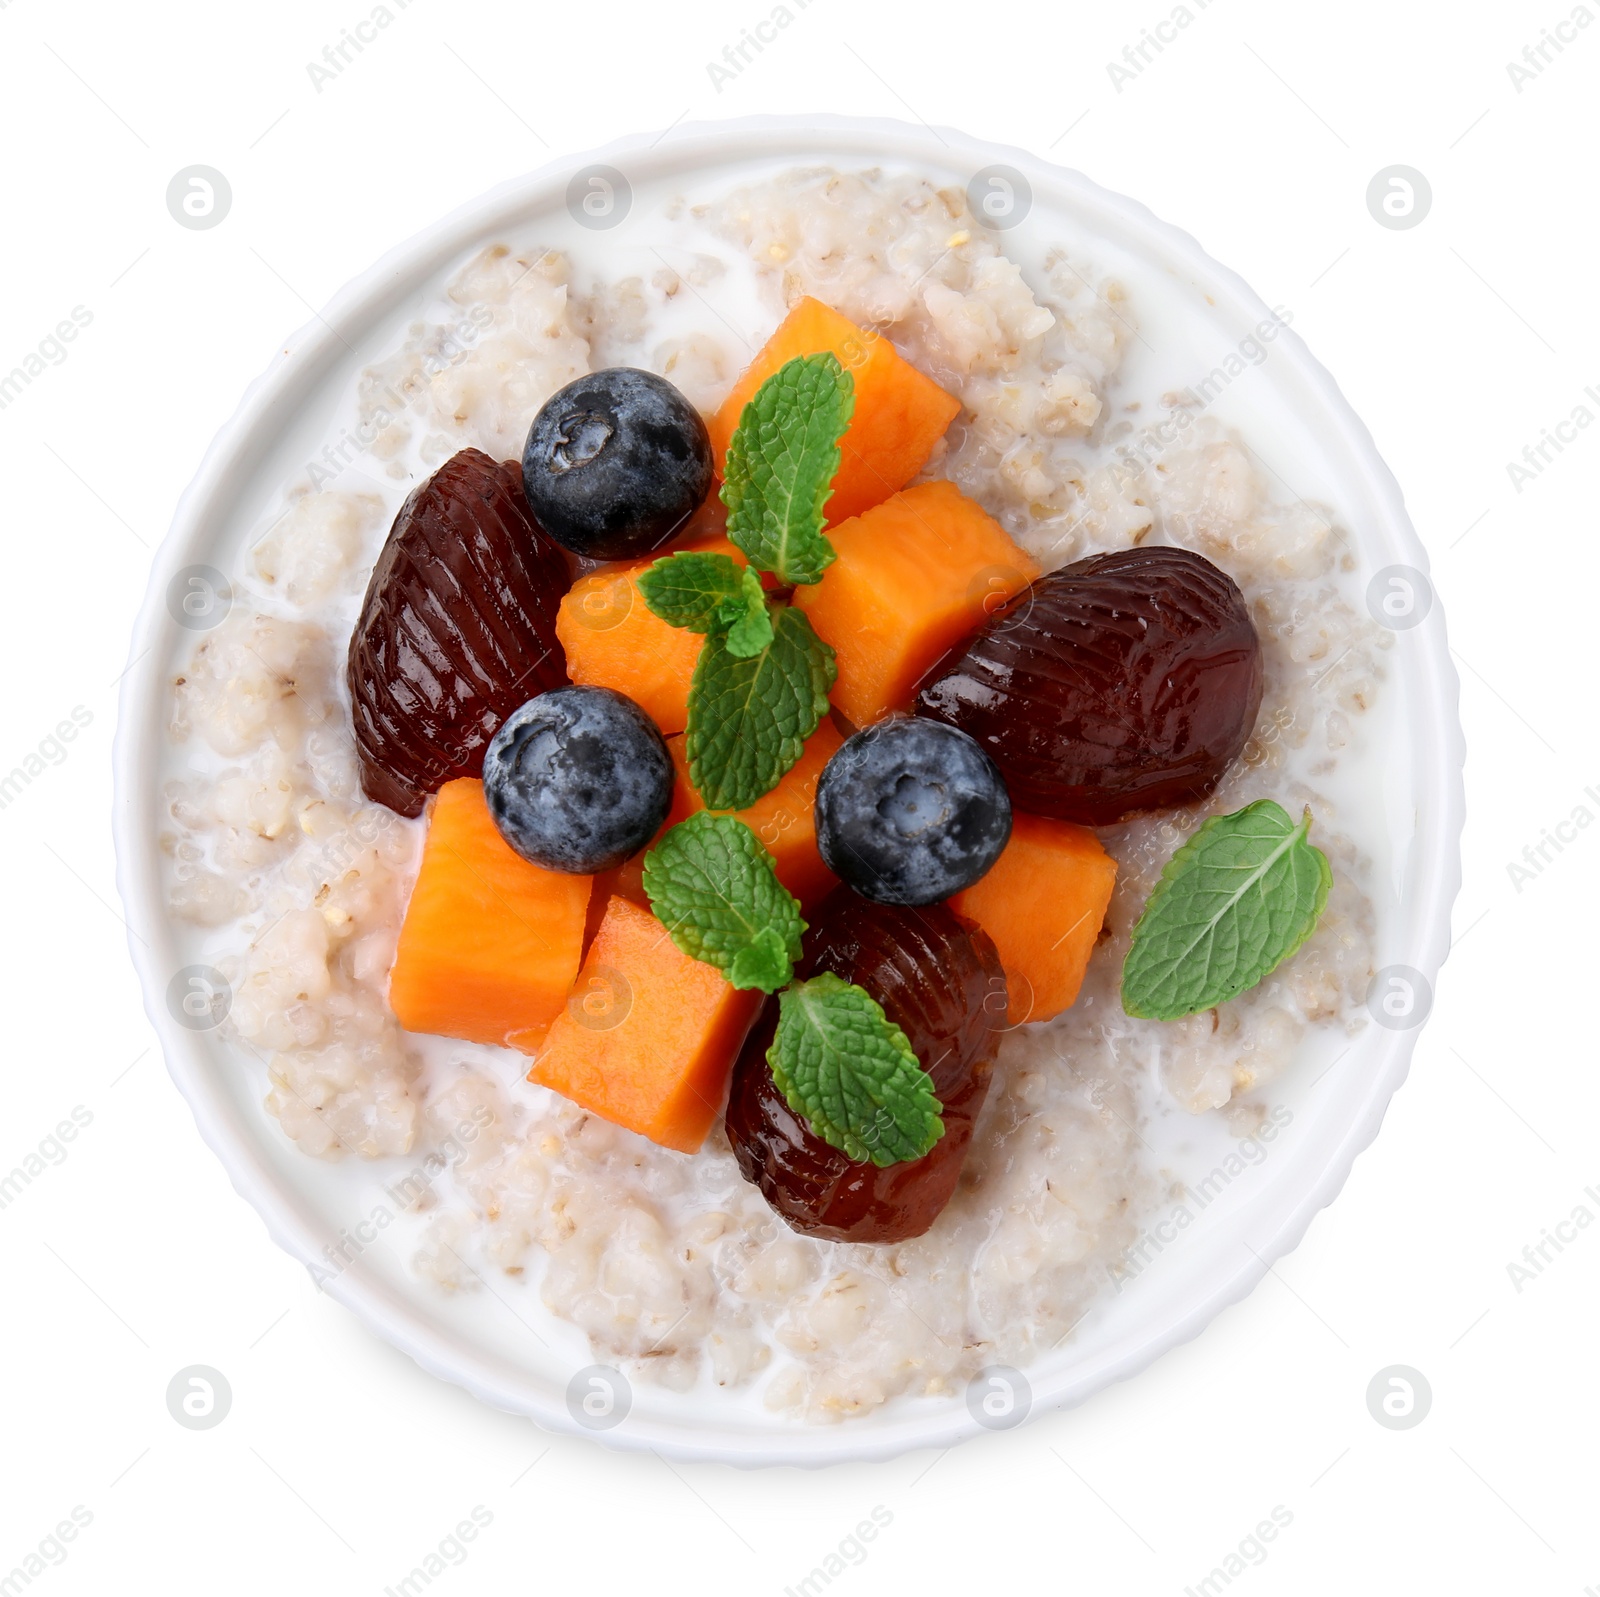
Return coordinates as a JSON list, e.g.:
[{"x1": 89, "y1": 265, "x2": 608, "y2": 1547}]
[{"x1": 113, "y1": 112, "x2": 1466, "y2": 1467}]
